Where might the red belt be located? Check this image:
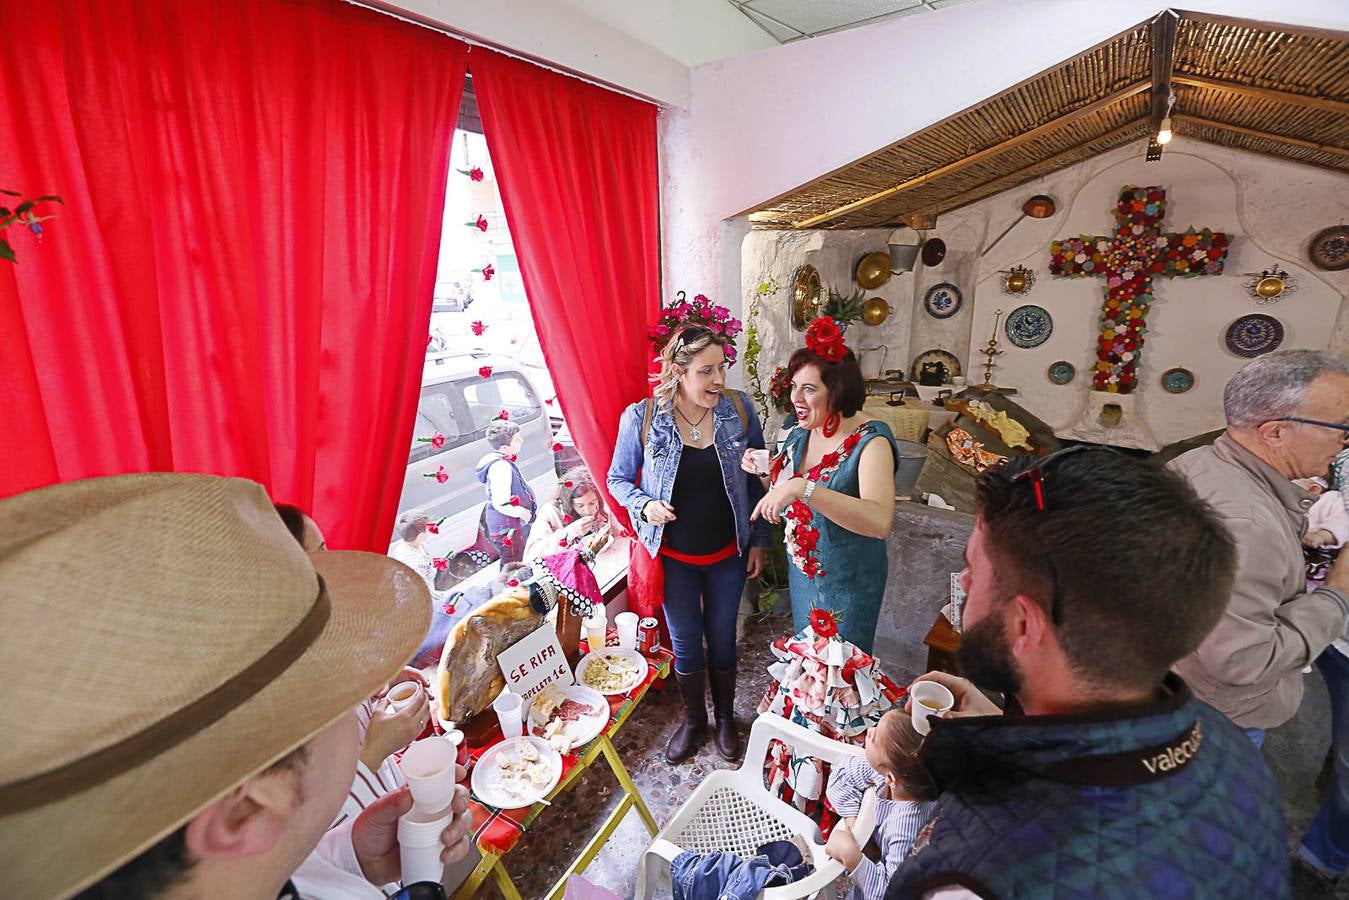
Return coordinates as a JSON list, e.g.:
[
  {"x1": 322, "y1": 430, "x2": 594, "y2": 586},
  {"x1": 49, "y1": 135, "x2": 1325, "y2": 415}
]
[{"x1": 659, "y1": 541, "x2": 738, "y2": 566}]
